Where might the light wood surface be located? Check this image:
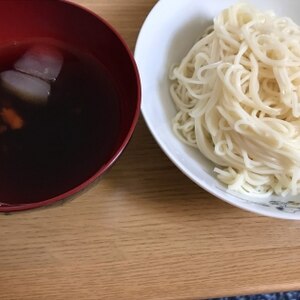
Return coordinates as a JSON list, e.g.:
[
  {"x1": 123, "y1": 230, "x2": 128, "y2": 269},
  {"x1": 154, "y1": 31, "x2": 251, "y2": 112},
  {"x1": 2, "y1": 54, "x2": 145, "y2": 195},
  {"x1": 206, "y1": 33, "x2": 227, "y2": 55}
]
[{"x1": 1, "y1": 1, "x2": 300, "y2": 299}]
